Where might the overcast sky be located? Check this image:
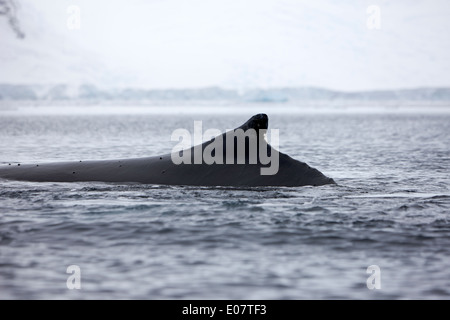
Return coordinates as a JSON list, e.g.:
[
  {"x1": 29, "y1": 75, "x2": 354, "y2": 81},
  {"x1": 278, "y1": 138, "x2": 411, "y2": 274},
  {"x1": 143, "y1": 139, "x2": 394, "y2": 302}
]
[{"x1": 1, "y1": 0, "x2": 450, "y2": 91}]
